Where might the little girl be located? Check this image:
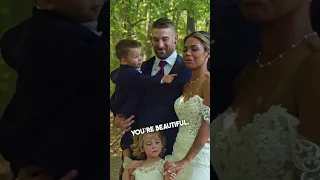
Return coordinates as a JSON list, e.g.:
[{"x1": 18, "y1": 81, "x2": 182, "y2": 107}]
[{"x1": 122, "y1": 131, "x2": 175, "y2": 180}]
